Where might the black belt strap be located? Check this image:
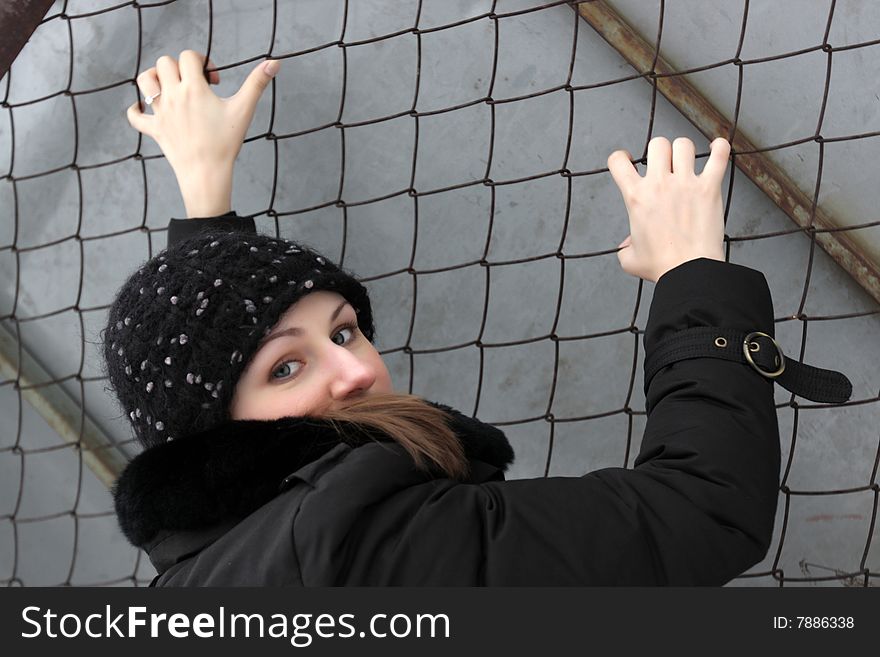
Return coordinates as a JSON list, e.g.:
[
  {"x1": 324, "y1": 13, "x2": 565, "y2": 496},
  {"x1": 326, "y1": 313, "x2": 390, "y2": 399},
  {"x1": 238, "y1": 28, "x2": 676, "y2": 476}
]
[{"x1": 644, "y1": 327, "x2": 852, "y2": 404}]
